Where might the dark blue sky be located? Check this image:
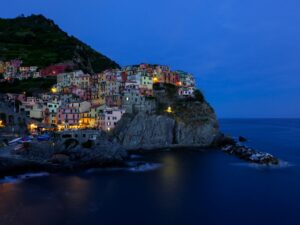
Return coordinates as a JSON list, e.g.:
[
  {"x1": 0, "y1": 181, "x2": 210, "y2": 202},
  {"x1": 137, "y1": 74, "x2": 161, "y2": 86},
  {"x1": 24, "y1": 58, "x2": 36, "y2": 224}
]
[{"x1": 2, "y1": 0, "x2": 300, "y2": 118}]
